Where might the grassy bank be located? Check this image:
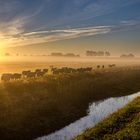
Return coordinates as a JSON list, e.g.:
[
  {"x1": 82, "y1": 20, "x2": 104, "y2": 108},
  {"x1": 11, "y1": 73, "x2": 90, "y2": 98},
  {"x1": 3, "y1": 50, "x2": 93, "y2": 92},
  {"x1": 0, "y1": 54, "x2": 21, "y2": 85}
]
[
  {"x1": 0, "y1": 67, "x2": 140, "y2": 140},
  {"x1": 74, "y1": 96, "x2": 140, "y2": 140}
]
